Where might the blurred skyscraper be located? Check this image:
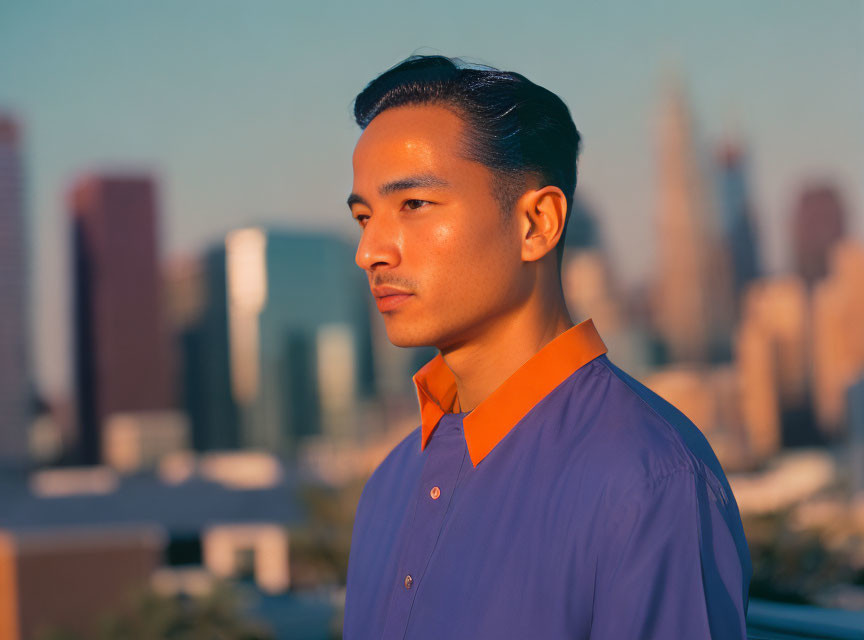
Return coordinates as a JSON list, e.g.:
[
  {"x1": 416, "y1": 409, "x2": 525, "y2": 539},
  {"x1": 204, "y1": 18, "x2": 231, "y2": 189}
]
[
  {"x1": 0, "y1": 113, "x2": 30, "y2": 469},
  {"x1": 811, "y1": 239, "x2": 864, "y2": 437},
  {"x1": 560, "y1": 194, "x2": 649, "y2": 376},
  {"x1": 653, "y1": 78, "x2": 735, "y2": 365},
  {"x1": 792, "y1": 184, "x2": 847, "y2": 287},
  {"x1": 225, "y1": 227, "x2": 375, "y2": 459},
  {"x1": 164, "y1": 249, "x2": 239, "y2": 451},
  {"x1": 69, "y1": 175, "x2": 174, "y2": 464},
  {"x1": 561, "y1": 195, "x2": 611, "y2": 326},
  {"x1": 716, "y1": 140, "x2": 762, "y2": 316},
  {"x1": 735, "y1": 276, "x2": 819, "y2": 453},
  {"x1": 562, "y1": 192, "x2": 601, "y2": 251}
]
